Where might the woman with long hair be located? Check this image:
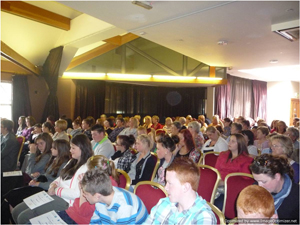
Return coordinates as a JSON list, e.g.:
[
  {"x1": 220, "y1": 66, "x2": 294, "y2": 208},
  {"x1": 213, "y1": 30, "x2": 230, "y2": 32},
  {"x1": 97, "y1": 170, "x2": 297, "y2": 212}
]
[
  {"x1": 201, "y1": 126, "x2": 228, "y2": 154},
  {"x1": 16, "y1": 116, "x2": 26, "y2": 136},
  {"x1": 12, "y1": 134, "x2": 94, "y2": 224},
  {"x1": 174, "y1": 129, "x2": 201, "y2": 163},
  {"x1": 69, "y1": 116, "x2": 83, "y2": 138},
  {"x1": 3, "y1": 139, "x2": 70, "y2": 220},
  {"x1": 22, "y1": 116, "x2": 36, "y2": 142},
  {"x1": 214, "y1": 133, "x2": 253, "y2": 210}
]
